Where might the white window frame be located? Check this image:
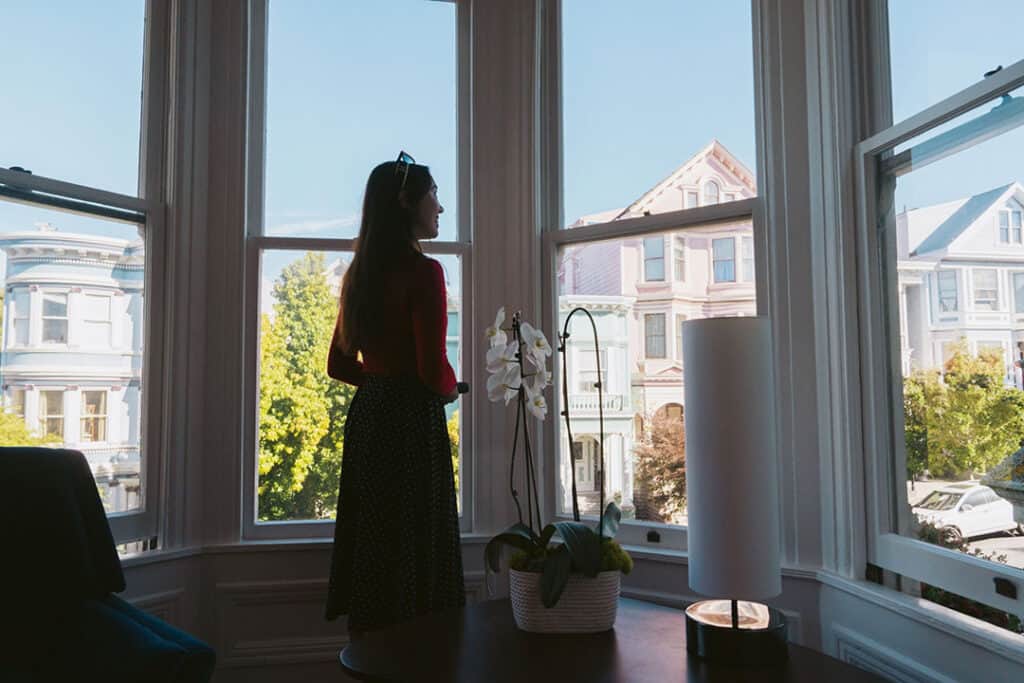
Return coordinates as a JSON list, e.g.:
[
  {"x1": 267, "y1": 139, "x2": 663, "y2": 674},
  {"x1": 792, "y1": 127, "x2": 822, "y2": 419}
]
[
  {"x1": 40, "y1": 291, "x2": 70, "y2": 345},
  {"x1": 674, "y1": 313, "x2": 687, "y2": 363},
  {"x1": 0, "y1": 1, "x2": 170, "y2": 545},
  {"x1": 8, "y1": 287, "x2": 29, "y2": 349},
  {"x1": 644, "y1": 313, "x2": 666, "y2": 359},
  {"x1": 241, "y1": 0, "x2": 472, "y2": 540},
  {"x1": 937, "y1": 269, "x2": 959, "y2": 312},
  {"x1": 643, "y1": 235, "x2": 666, "y2": 281},
  {"x1": 80, "y1": 389, "x2": 109, "y2": 444},
  {"x1": 6, "y1": 386, "x2": 26, "y2": 419},
  {"x1": 82, "y1": 292, "x2": 114, "y2": 348},
  {"x1": 1013, "y1": 271, "x2": 1024, "y2": 314},
  {"x1": 856, "y1": 57, "x2": 1024, "y2": 617},
  {"x1": 972, "y1": 268, "x2": 999, "y2": 311},
  {"x1": 38, "y1": 389, "x2": 65, "y2": 440},
  {"x1": 673, "y1": 234, "x2": 686, "y2": 281},
  {"x1": 703, "y1": 179, "x2": 721, "y2": 205}
]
